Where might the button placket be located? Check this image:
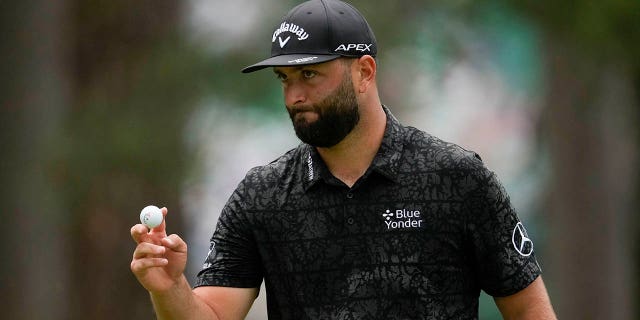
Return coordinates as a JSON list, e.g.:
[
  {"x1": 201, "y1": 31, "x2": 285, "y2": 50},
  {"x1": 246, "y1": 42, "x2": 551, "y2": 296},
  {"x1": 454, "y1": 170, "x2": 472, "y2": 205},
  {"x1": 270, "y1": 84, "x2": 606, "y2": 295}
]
[{"x1": 344, "y1": 191, "x2": 355, "y2": 226}]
